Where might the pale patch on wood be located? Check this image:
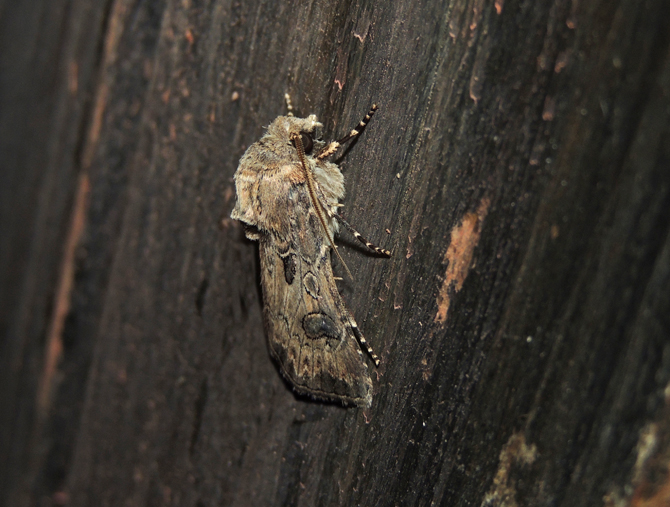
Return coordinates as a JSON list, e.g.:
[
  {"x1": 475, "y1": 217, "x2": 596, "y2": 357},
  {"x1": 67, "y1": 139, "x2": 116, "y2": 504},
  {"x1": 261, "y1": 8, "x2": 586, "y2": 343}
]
[
  {"x1": 434, "y1": 197, "x2": 490, "y2": 323},
  {"x1": 604, "y1": 389, "x2": 670, "y2": 507},
  {"x1": 481, "y1": 432, "x2": 538, "y2": 507}
]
